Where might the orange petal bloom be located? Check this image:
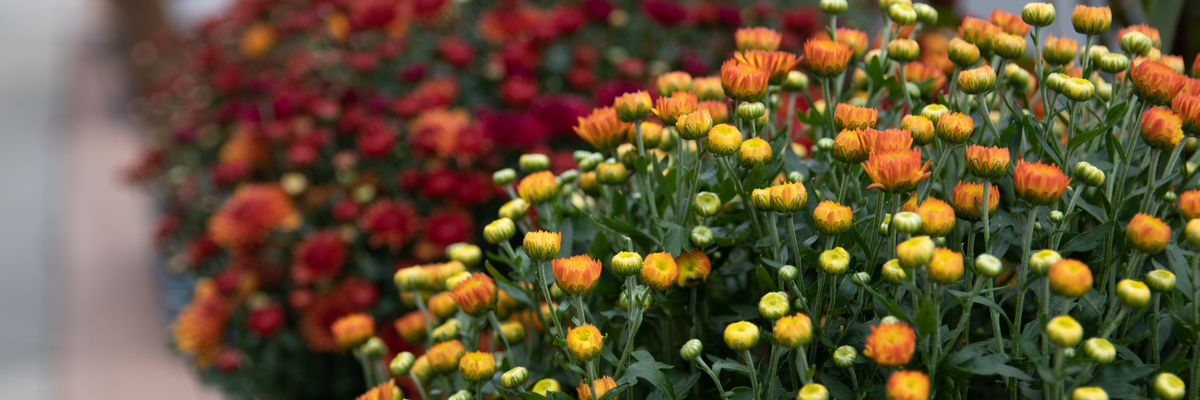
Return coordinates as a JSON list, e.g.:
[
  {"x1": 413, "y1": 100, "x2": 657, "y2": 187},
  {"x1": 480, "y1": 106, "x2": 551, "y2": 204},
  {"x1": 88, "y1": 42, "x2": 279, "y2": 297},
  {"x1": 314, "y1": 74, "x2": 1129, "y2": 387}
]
[
  {"x1": 989, "y1": 8, "x2": 1030, "y2": 36},
  {"x1": 518, "y1": 171, "x2": 560, "y2": 204},
  {"x1": 720, "y1": 59, "x2": 770, "y2": 101},
  {"x1": 861, "y1": 128, "x2": 914, "y2": 154},
  {"x1": 959, "y1": 17, "x2": 1000, "y2": 54},
  {"x1": 566, "y1": 324, "x2": 604, "y2": 361},
  {"x1": 735, "y1": 27, "x2": 782, "y2": 51},
  {"x1": 1179, "y1": 190, "x2": 1200, "y2": 220},
  {"x1": 1048, "y1": 259, "x2": 1093, "y2": 298},
  {"x1": 574, "y1": 107, "x2": 632, "y2": 152},
  {"x1": 578, "y1": 376, "x2": 618, "y2": 400},
  {"x1": 862, "y1": 149, "x2": 932, "y2": 193},
  {"x1": 1042, "y1": 35, "x2": 1079, "y2": 66},
  {"x1": 1071, "y1": 5, "x2": 1112, "y2": 35},
  {"x1": 1118, "y1": 24, "x2": 1162, "y2": 49},
  {"x1": 675, "y1": 249, "x2": 712, "y2": 287},
  {"x1": 652, "y1": 91, "x2": 699, "y2": 125},
  {"x1": 903, "y1": 62, "x2": 947, "y2": 98},
  {"x1": 208, "y1": 184, "x2": 301, "y2": 252},
  {"x1": 692, "y1": 76, "x2": 724, "y2": 101},
  {"x1": 887, "y1": 370, "x2": 930, "y2": 400},
  {"x1": 551, "y1": 255, "x2": 602, "y2": 295},
  {"x1": 965, "y1": 145, "x2": 1011, "y2": 179},
  {"x1": 1140, "y1": 106, "x2": 1183, "y2": 151},
  {"x1": 458, "y1": 351, "x2": 496, "y2": 383},
  {"x1": 451, "y1": 273, "x2": 498, "y2": 316},
  {"x1": 928, "y1": 248, "x2": 964, "y2": 284},
  {"x1": 698, "y1": 100, "x2": 730, "y2": 124},
  {"x1": 863, "y1": 321, "x2": 916, "y2": 367},
  {"x1": 735, "y1": 50, "x2": 802, "y2": 84},
  {"x1": 936, "y1": 112, "x2": 975, "y2": 144},
  {"x1": 656, "y1": 71, "x2": 694, "y2": 96},
  {"x1": 1013, "y1": 160, "x2": 1071, "y2": 205},
  {"x1": 832, "y1": 28, "x2": 869, "y2": 59},
  {"x1": 814, "y1": 200, "x2": 854, "y2": 236},
  {"x1": 774, "y1": 313, "x2": 814, "y2": 348},
  {"x1": 1172, "y1": 93, "x2": 1200, "y2": 134},
  {"x1": 355, "y1": 379, "x2": 399, "y2": 400},
  {"x1": 833, "y1": 129, "x2": 870, "y2": 164},
  {"x1": 952, "y1": 181, "x2": 999, "y2": 221},
  {"x1": 394, "y1": 311, "x2": 429, "y2": 343},
  {"x1": 1127, "y1": 213, "x2": 1170, "y2": 255},
  {"x1": 613, "y1": 91, "x2": 653, "y2": 122},
  {"x1": 172, "y1": 280, "x2": 229, "y2": 366},
  {"x1": 834, "y1": 103, "x2": 879, "y2": 131},
  {"x1": 1131, "y1": 60, "x2": 1185, "y2": 106},
  {"x1": 769, "y1": 182, "x2": 809, "y2": 212},
  {"x1": 331, "y1": 313, "x2": 375, "y2": 350},
  {"x1": 916, "y1": 198, "x2": 956, "y2": 237},
  {"x1": 804, "y1": 39, "x2": 853, "y2": 78},
  {"x1": 641, "y1": 252, "x2": 680, "y2": 290},
  {"x1": 426, "y1": 339, "x2": 466, "y2": 374}
]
